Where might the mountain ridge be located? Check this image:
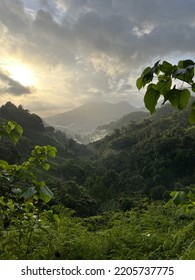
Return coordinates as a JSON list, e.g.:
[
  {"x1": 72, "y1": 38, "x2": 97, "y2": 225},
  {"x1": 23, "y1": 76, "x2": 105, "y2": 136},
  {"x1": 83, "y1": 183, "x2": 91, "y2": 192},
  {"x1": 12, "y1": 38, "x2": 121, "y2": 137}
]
[{"x1": 45, "y1": 101, "x2": 139, "y2": 135}]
